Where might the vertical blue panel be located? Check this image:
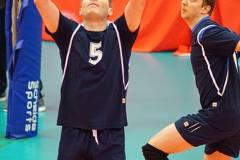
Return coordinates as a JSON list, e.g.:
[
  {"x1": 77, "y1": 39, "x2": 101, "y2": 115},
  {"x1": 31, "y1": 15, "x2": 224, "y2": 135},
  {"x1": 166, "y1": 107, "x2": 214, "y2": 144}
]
[{"x1": 5, "y1": 0, "x2": 42, "y2": 139}]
